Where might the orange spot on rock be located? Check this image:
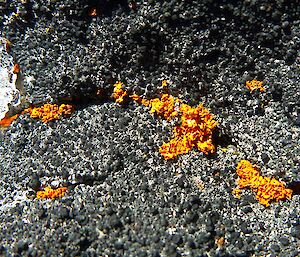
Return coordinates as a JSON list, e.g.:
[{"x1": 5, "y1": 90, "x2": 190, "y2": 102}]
[
  {"x1": 0, "y1": 113, "x2": 20, "y2": 127},
  {"x1": 36, "y1": 186, "x2": 67, "y2": 199},
  {"x1": 233, "y1": 160, "x2": 293, "y2": 207},
  {"x1": 113, "y1": 81, "x2": 128, "y2": 104},
  {"x1": 159, "y1": 102, "x2": 217, "y2": 159},
  {"x1": 23, "y1": 103, "x2": 74, "y2": 123},
  {"x1": 246, "y1": 80, "x2": 265, "y2": 93},
  {"x1": 88, "y1": 7, "x2": 97, "y2": 17},
  {"x1": 131, "y1": 90, "x2": 218, "y2": 159},
  {"x1": 13, "y1": 63, "x2": 20, "y2": 74}
]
